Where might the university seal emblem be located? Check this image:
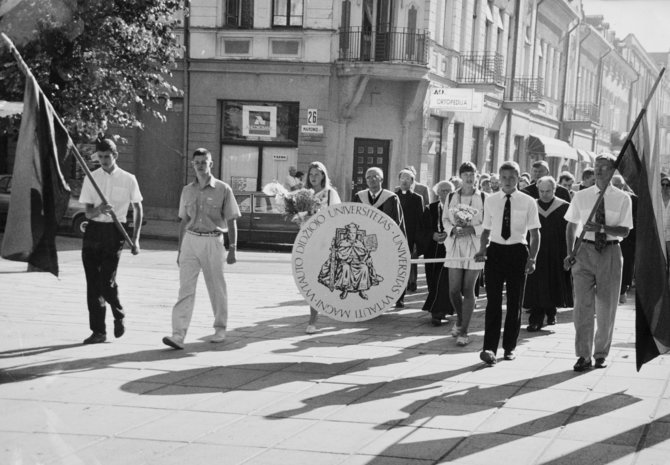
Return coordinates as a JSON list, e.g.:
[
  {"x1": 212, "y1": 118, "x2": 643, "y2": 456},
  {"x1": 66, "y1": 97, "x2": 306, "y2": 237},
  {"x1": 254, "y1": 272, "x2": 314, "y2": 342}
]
[{"x1": 291, "y1": 202, "x2": 410, "y2": 322}]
